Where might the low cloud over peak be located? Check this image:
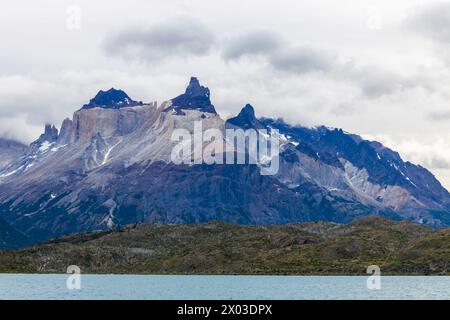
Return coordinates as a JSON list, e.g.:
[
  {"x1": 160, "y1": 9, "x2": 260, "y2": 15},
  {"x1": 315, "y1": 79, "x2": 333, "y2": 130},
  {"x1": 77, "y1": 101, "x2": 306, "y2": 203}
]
[
  {"x1": 222, "y1": 30, "x2": 284, "y2": 60},
  {"x1": 270, "y1": 46, "x2": 335, "y2": 74},
  {"x1": 103, "y1": 17, "x2": 216, "y2": 62}
]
